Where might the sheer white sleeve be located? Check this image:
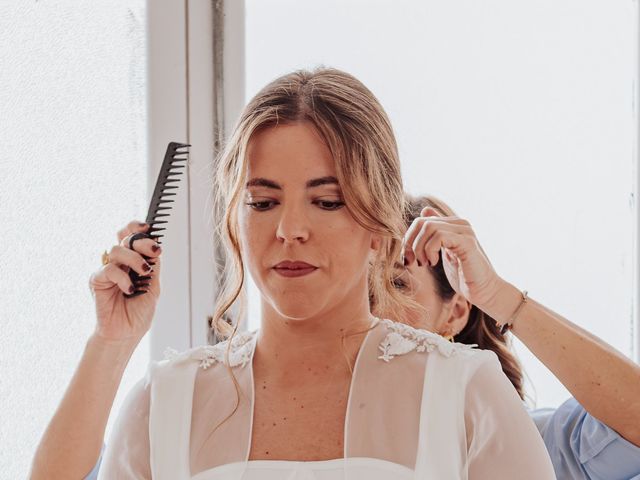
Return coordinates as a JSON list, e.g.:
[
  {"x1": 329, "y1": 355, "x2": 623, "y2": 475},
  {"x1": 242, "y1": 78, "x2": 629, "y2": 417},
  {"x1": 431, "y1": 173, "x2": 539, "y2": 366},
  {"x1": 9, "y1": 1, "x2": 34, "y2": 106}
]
[
  {"x1": 464, "y1": 350, "x2": 556, "y2": 479},
  {"x1": 95, "y1": 362, "x2": 155, "y2": 479}
]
